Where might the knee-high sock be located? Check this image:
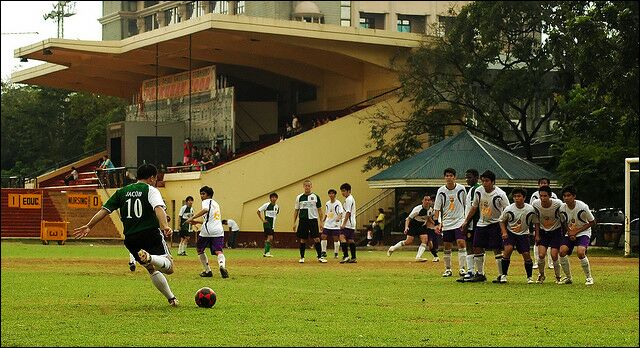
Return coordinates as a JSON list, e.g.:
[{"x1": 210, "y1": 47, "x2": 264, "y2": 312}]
[
  {"x1": 199, "y1": 253, "x2": 211, "y2": 272},
  {"x1": 444, "y1": 250, "x2": 452, "y2": 269},
  {"x1": 475, "y1": 254, "x2": 485, "y2": 275},
  {"x1": 299, "y1": 243, "x2": 306, "y2": 258},
  {"x1": 334, "y1": 241, "x2": 340, "y2": 255},
  {"x1": 553, "y1": 259, "x2": 561, "y2": 279},
  {"x1": 129, "y1": 253, "x2": 136, "y2": 264},
  {"x1": 321, "y1": 240, "x2": 328, "y2": 253},
  {"x1": 524, "y1": 260, "x2": 533, "y2": 278},
  {"x1": 390, "y1": 240, "x2": 405, "y2": 252},
  {"x1": 547, "y1": 253, "x2": 554, "y2": 268},
  {"x1": 149, "y1": 255, "x2": 172, "y2": 273},
  {"x1": 264, "y1": 240, "x2": 271, "y2": 253},
  {"x1": 217, "y1": 253, "x2": 226, "y2": 268},
  {"x1": 416, "y1": 243, "x2": 427, "y2": 259},
  {"x1": 580, "y1": 257, "x2": 592, "y2": 278},
  {"x1": 349, "y1": 242, "x2": 356, "y2": 259},
  {"x1": 502, "y1": 258, "x2": 511, "y2": 276},
  {"x1": 150, "y1": 271, "x2": 175, "y2": 300},
  {"x1": 341, "y1": 242, "x2": 349, "y2": 258},
  {"x1": 533, "y1": 244, "x2": 539, "y2": 266},
  {"x1": 466, "y1": 254, "x2": 475, "y2": 273},
  {"x1": 314, "y1": 242, "x2": 322, "y2": 258},
  {"x1": 538, "y1": 257, "x2": 546, "y2": 276},
  {"x1": 458, "y1": 248, "x2": 467, "y2": 270},
  {"x1": 560, "y1": 256, "x2": 572, "y2": 279},
  {"x1": 495, "y1": 254, "x2": 503, "y2": 276},
  {"x1": 178, "y1": 240, "x2": 184, "y2": 254}
]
